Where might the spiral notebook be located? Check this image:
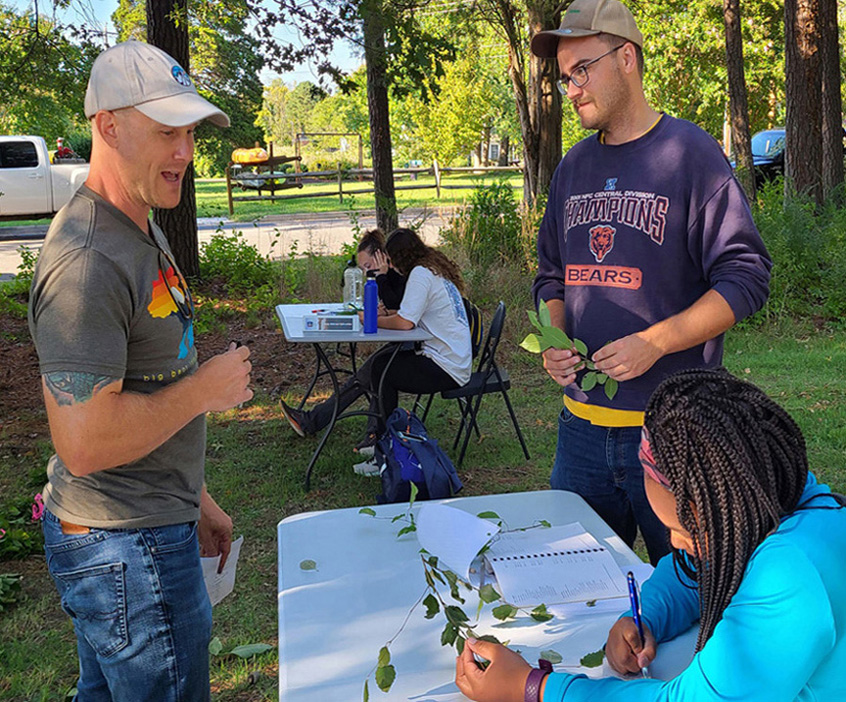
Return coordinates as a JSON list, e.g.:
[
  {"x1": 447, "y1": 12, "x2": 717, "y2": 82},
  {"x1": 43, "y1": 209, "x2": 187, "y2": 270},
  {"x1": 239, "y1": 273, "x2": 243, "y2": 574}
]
[{"x1": 484, "y1": 522, "x2": 628, "y2": 606}]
